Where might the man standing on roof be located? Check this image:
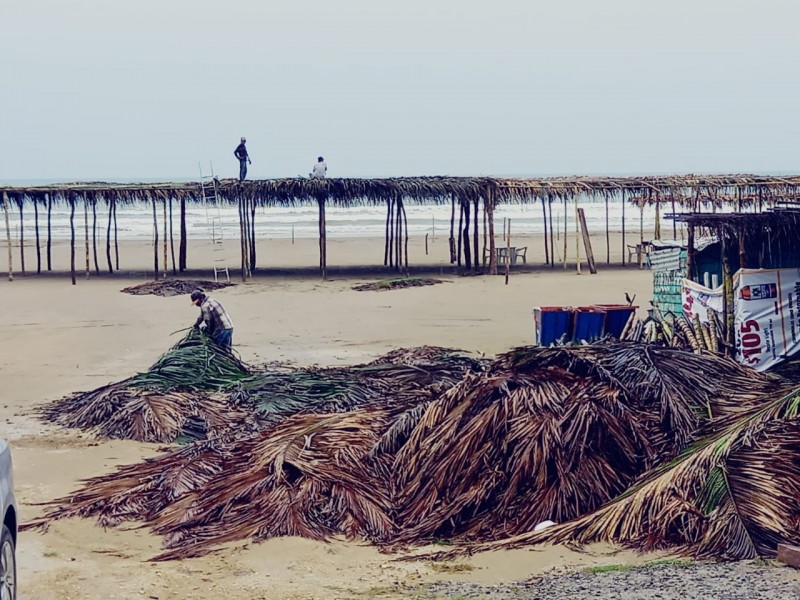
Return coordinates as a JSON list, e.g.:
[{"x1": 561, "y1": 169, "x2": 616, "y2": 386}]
[
  {"x1": 191, "y1": 289, "x2": 234, "y2": 348},
  {"x1": 310, "y1": 156, "x2": 327, "y2": 179},
  {"x1": 234, "y1": 137, "x2": 251, "y2": 181}
]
